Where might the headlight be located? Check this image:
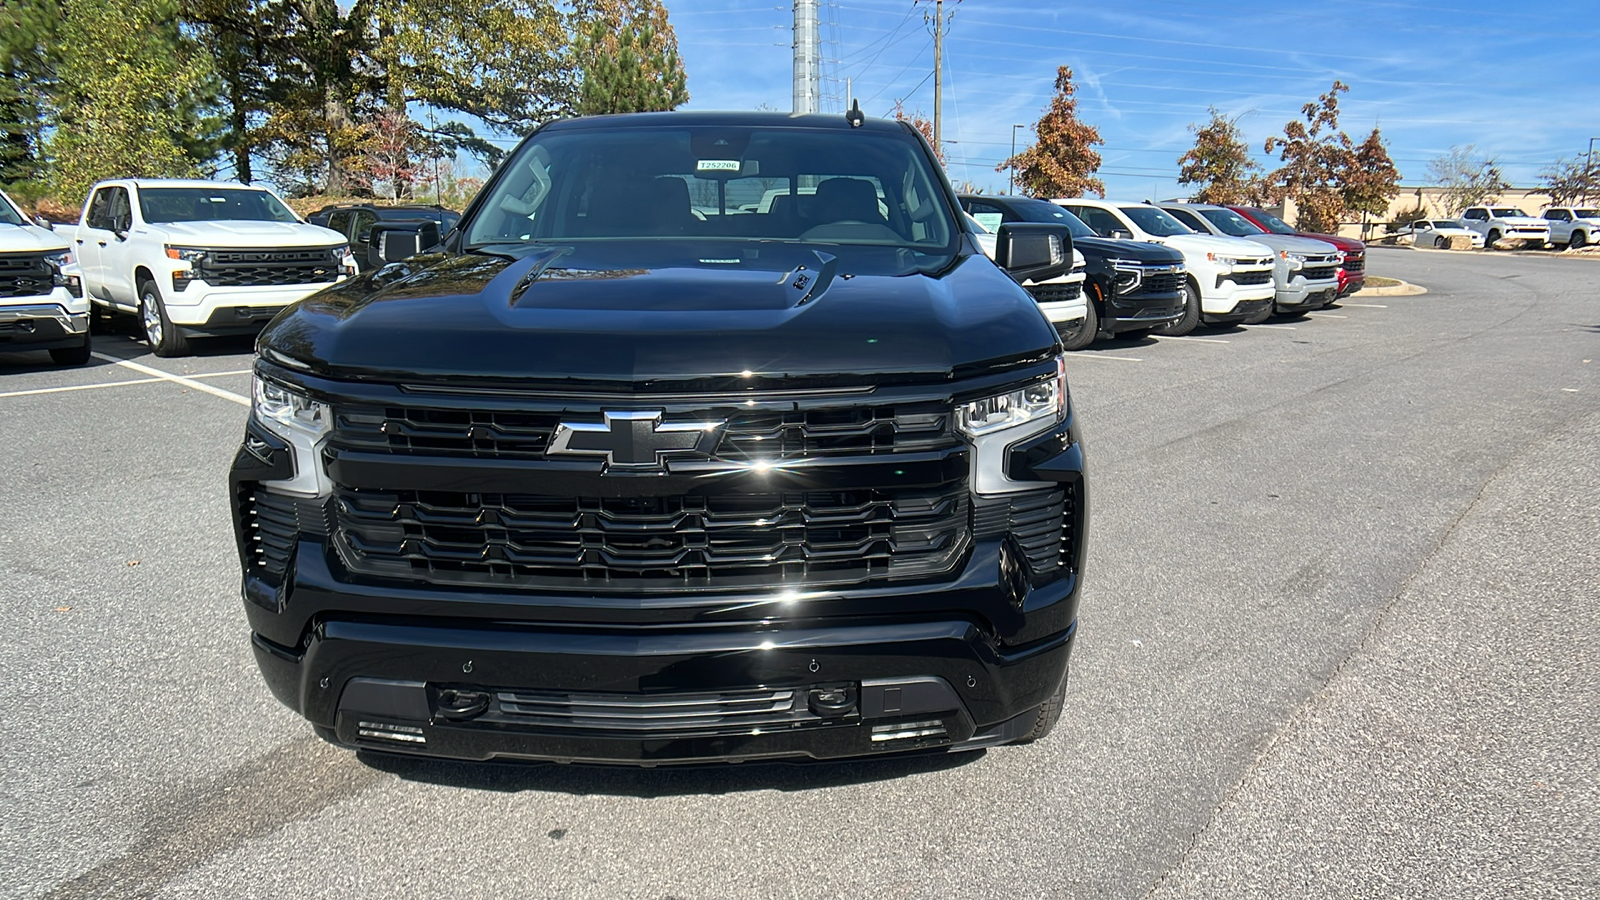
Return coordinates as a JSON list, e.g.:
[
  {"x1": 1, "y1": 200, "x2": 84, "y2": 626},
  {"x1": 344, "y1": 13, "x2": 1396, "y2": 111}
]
[
  {"x1": 1206, "y1": 253, "x2": 1238, "y2": 268},
  {"x1": 1283, "y1": 251, "x2": 1306, "y2": 270},
  {"x1": 328, "y1": 244, "x2": 350, "y2": 261},
  {"x1": 253, "y1": 376, "x2": 329, "y2": 439},
  {"x1": 43, "y1": 249, "x2": 74, "y2": 268},
  {"x1": 165, "y1": 245, "x2": 208, "y2": 263},
  {"x1": 957, "y1": 356, "x2": 1066, "y2": 437},
  {"x1": 1109, "y1": 259, "x2": 1144, "y2": 294}
]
